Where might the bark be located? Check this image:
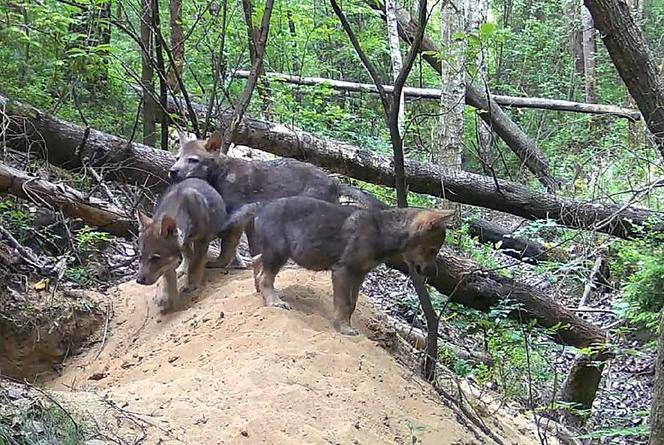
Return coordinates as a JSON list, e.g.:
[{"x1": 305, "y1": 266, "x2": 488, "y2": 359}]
[
  {"x1": 581, "y1": 3, "x2": 597, "y2": 104},
  {"x1": 650, "y1": 310, "x2": 664, "y2": 445},
  {"x1": 467, "y1": 218, "x2": 565, "y2": 264},
  {"x1": 232, "y1": 70, "x2": 641, "y2": 119},
  {"x1": 140, "y1": 0, "x2": 157, "y2": 146},
  {"x1": 579, "y1": 255, "x2": 608, "y2": 307},
  {"x1": 438, "y1": 0, "x2": 465, "y2": 170},
  {"x1": 569, "y1": 1, "x2": 586, "y2": 80},
  {"x1": 583, "y1": 0, "x2": 664, "y2": 159},
  {"x1": 365, "y1": 0, "x2": 562, "y2": 192},
  {"x1": 0, "y1": 163, "x2": 134, "y2": 238},
  {"x1": 1, "y1": 94, "x2": 608, "y2": 352},
  {"x1": 167, "y1": 0, "x2": 184, "y2": 94}
]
